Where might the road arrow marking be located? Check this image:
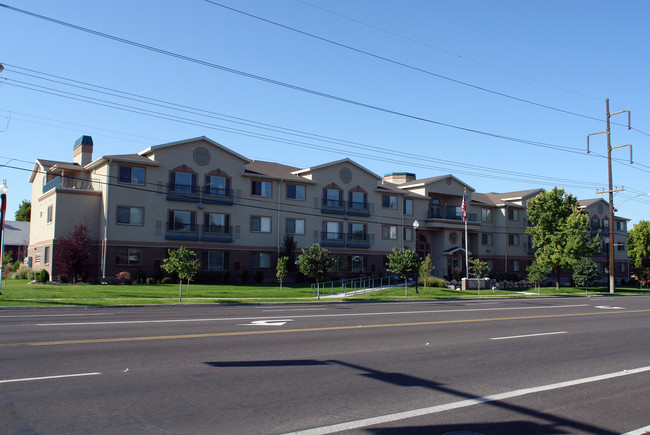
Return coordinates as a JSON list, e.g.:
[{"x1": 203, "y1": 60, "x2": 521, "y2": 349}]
[{"x1": 240, "y1": 319, "x2": 294, "y2": 326}]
